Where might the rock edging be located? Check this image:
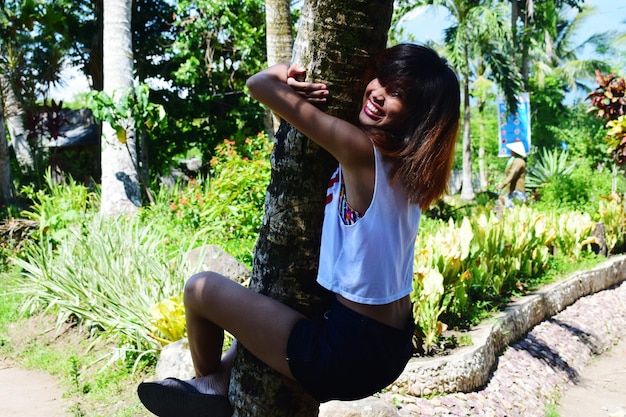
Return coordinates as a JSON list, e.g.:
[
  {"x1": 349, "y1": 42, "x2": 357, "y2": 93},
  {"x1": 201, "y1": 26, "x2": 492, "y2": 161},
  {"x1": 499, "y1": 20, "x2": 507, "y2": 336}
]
[{"x1": 389, "y1": 254, "x2": 626, "y2": 397}]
